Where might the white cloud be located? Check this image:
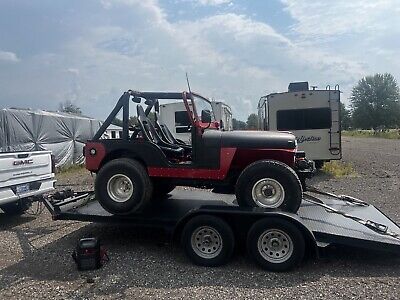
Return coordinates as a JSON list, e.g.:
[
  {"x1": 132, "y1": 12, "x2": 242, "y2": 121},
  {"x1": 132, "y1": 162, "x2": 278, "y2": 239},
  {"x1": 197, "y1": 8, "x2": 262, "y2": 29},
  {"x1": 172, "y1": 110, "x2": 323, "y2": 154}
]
[
  {"x1": 1, "y1": 0, "x2": 398, "y2": 119},
  {"x1": 279, "y1": 0, "x2": 400, "y2": 104},
  {"x1": 281, "y1": 0, "x2": 398, "y2": 37},
  {"x1": 197, "y1": 0, "x2": 231, "y2": 6},
  {"x1": 0, "y1": 50, "x2": 19, "y2": 63}
]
